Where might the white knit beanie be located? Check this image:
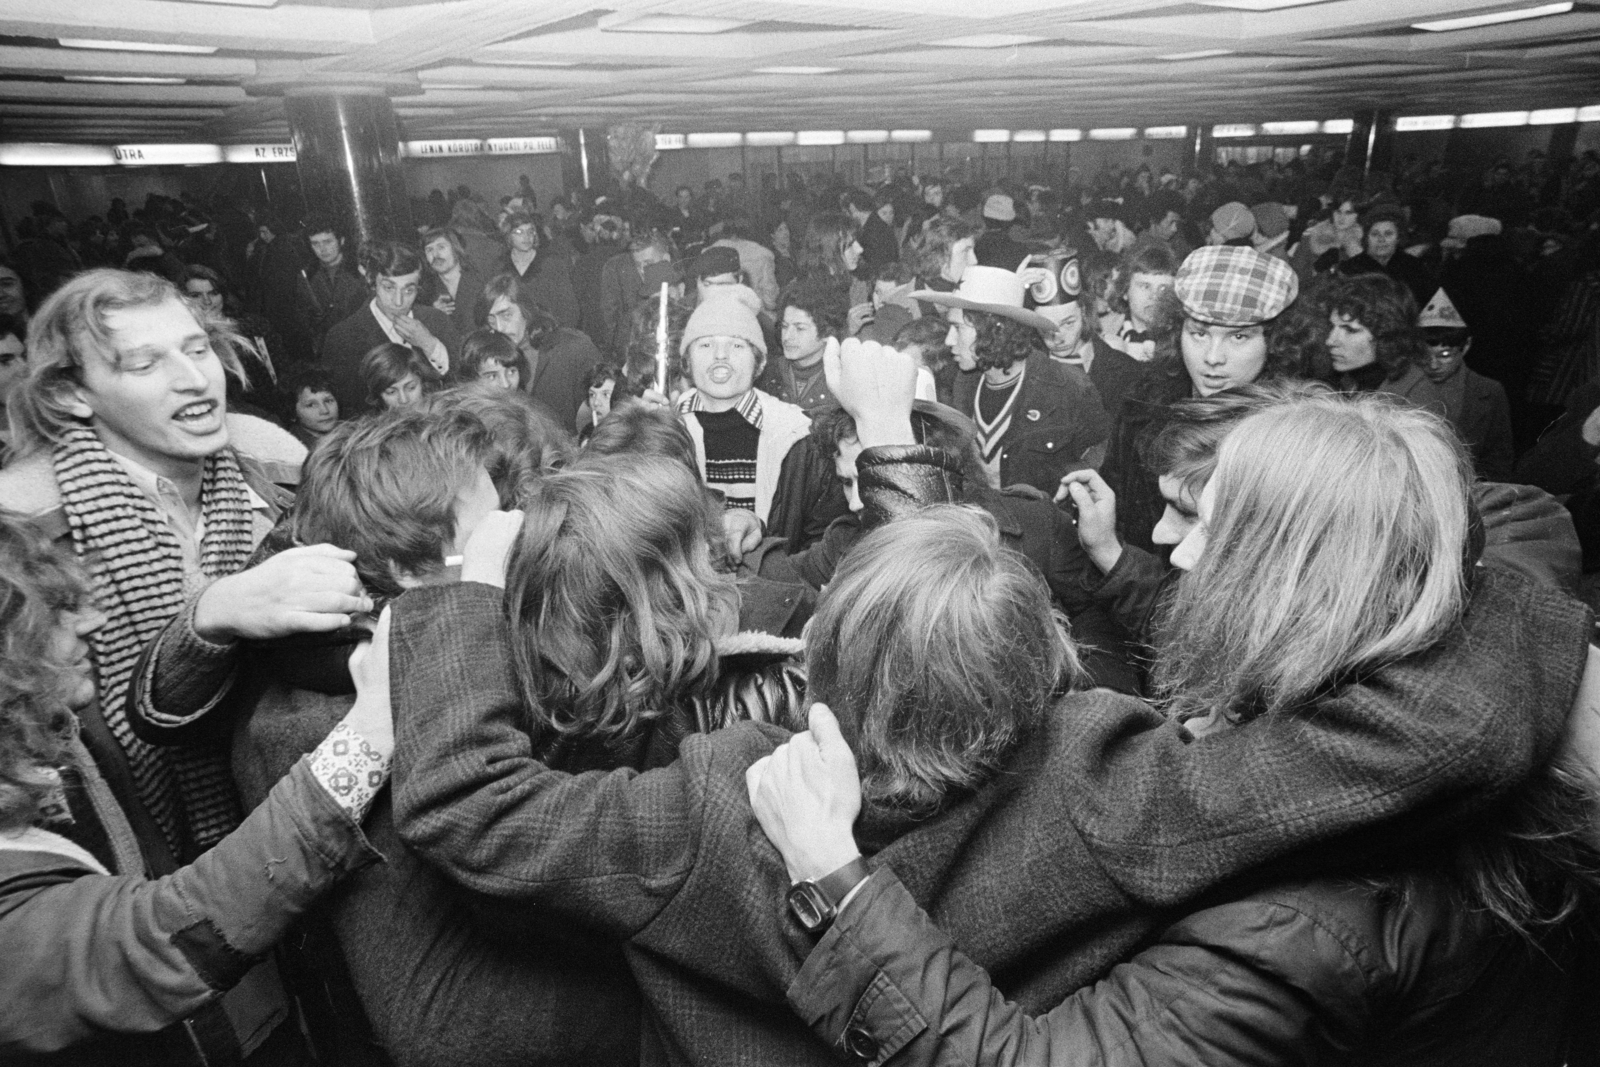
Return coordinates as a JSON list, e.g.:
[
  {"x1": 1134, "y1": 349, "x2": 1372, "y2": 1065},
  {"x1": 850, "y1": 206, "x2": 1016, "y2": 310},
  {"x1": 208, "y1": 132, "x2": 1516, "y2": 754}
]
[{"x1": 680, "y1": 285, "x2": 767, "y2": 356}]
